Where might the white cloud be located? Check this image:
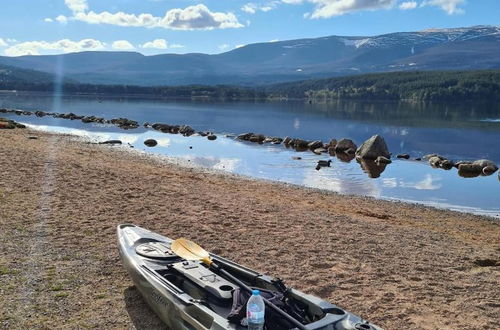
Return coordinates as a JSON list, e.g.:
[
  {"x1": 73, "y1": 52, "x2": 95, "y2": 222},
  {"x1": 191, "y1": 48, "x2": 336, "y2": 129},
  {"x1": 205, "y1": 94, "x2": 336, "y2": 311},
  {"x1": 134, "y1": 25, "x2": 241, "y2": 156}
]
[
  {"x1": 44, "y1": 18, "x2": 54, "y2": 23},
  {"x1": 4, "y1": 39, "x2": 105, "y2": 57},
  {"x1": 170, "y1": 43, "x2": 185, "y2": 48},
  {"x1": 141, "y1": 38, "x2": 167, "y2": 49},
  {"x1": 242, "y1": 3, "x2": 257, "y2": 14},
  {"x1": 280, "y1": 0, "x2": 396, "y2": 18},
  {"x1": 58, "y1": 1, "x2": 243, "y2": 30},
  {"x1": 65, "y1": 0, "x2": 88, "y2": 13},
  {"x1": 56, "y1": 15, "x2": 68, "y2": 24},
  {"x1": 218, "y1": 43, "x2": 230, "y2": 51},
  {"x1": 269, "y1": 39, "x2": 280, "y2": 42},
  {"x1": 242, "y1": 2, "x2": 279, "y2": 14},
  {"x1": 422, "y1": 0, "x2": 465, "y2": 15},
  {"x1": 0, "y1": 38, "x2": 7, "y2": 47},
  {"x1": 235, "y1": 44, "x2": 245, "y2": 48},
  {"x1": 399, "y1": 1, "x2": 417, "y2": 10},
  {"x1": 112, "y1": 40, "x2": 135, "y2": 50},
  {"x1": 313, "y1": 0, "x2": 396, "y2": 18}
]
